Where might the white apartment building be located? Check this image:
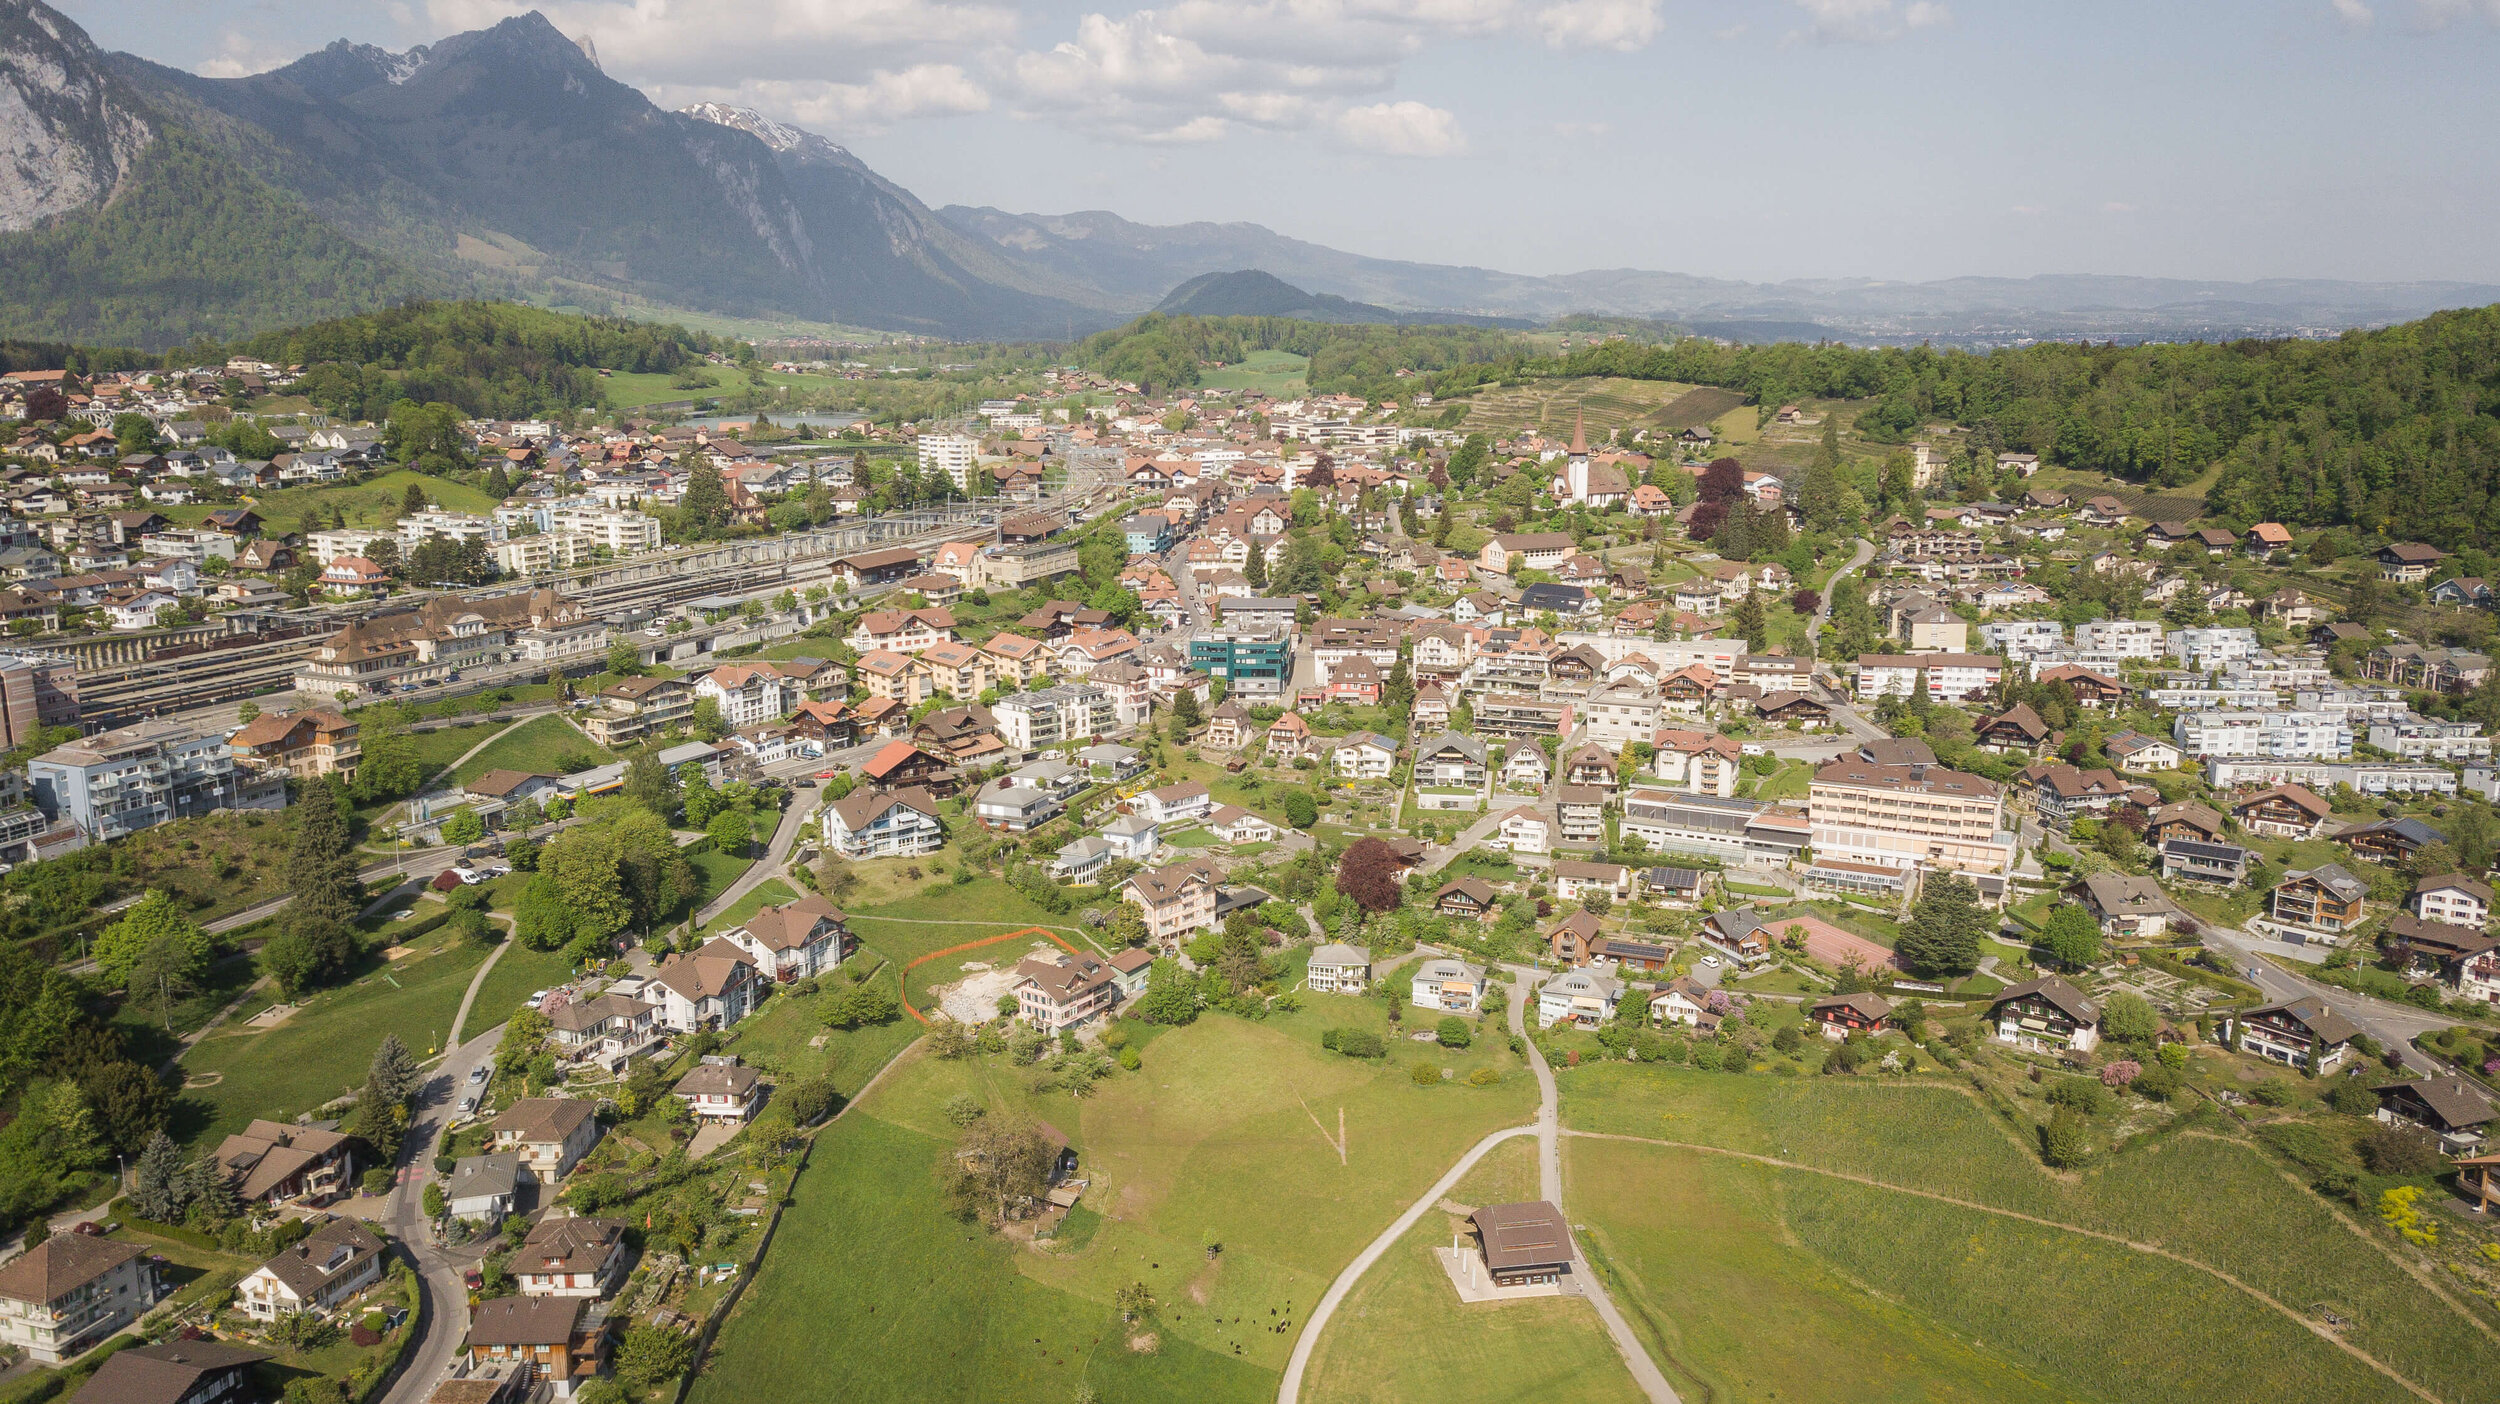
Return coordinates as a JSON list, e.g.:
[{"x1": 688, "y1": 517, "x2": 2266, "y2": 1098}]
[
  {"x1": 918, "y1": 432, "x2": 981, "y2": 492},
  {"x1": 992, "y1": 684, "x2": 1116, "y2": 751},
  {"x1": 2227, "y1": 656, "x2": 2336, "y2": 690},
  {"x1": 2208, "y1": 759, "x2": 2458, "y2": 795},
  {"x1": 1978, "y1": 620, "x2": 2066, "y2": 659},
  {"x1": 2173, "y1": 710, "x2": 2353, "y2": 760},
  {"x1": 2413, "y1": 876, "x2": 2492, "y2": 930},
  {"x1": 695, "y1": 664, "x2": 788, "y2": 730},
  {"x1": 2167, "y1": 627, "x2": 2262, "y2": 671},
  {"x1": 2073, "y1": 618, "x2": 2167, "y2": 658},
  {"x1": 1581, "y1": 682, "x2": 1662, "y2": 748},
  {"x1": 1852, "y1": 653, "x2": 2004, "y2": 704},
  {"x1": 397, "y1": 510, "x2": 504, "y2": 553},
  {"x1": 2149, "y1": 687, "x2": 2283, "y2": 711},
  {"x1": 2368, "y1": 715, "x2": 2493, "y2": 762},
  {"x1": 305, "y1": 528, "x2": 394, "y2": 564}
]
